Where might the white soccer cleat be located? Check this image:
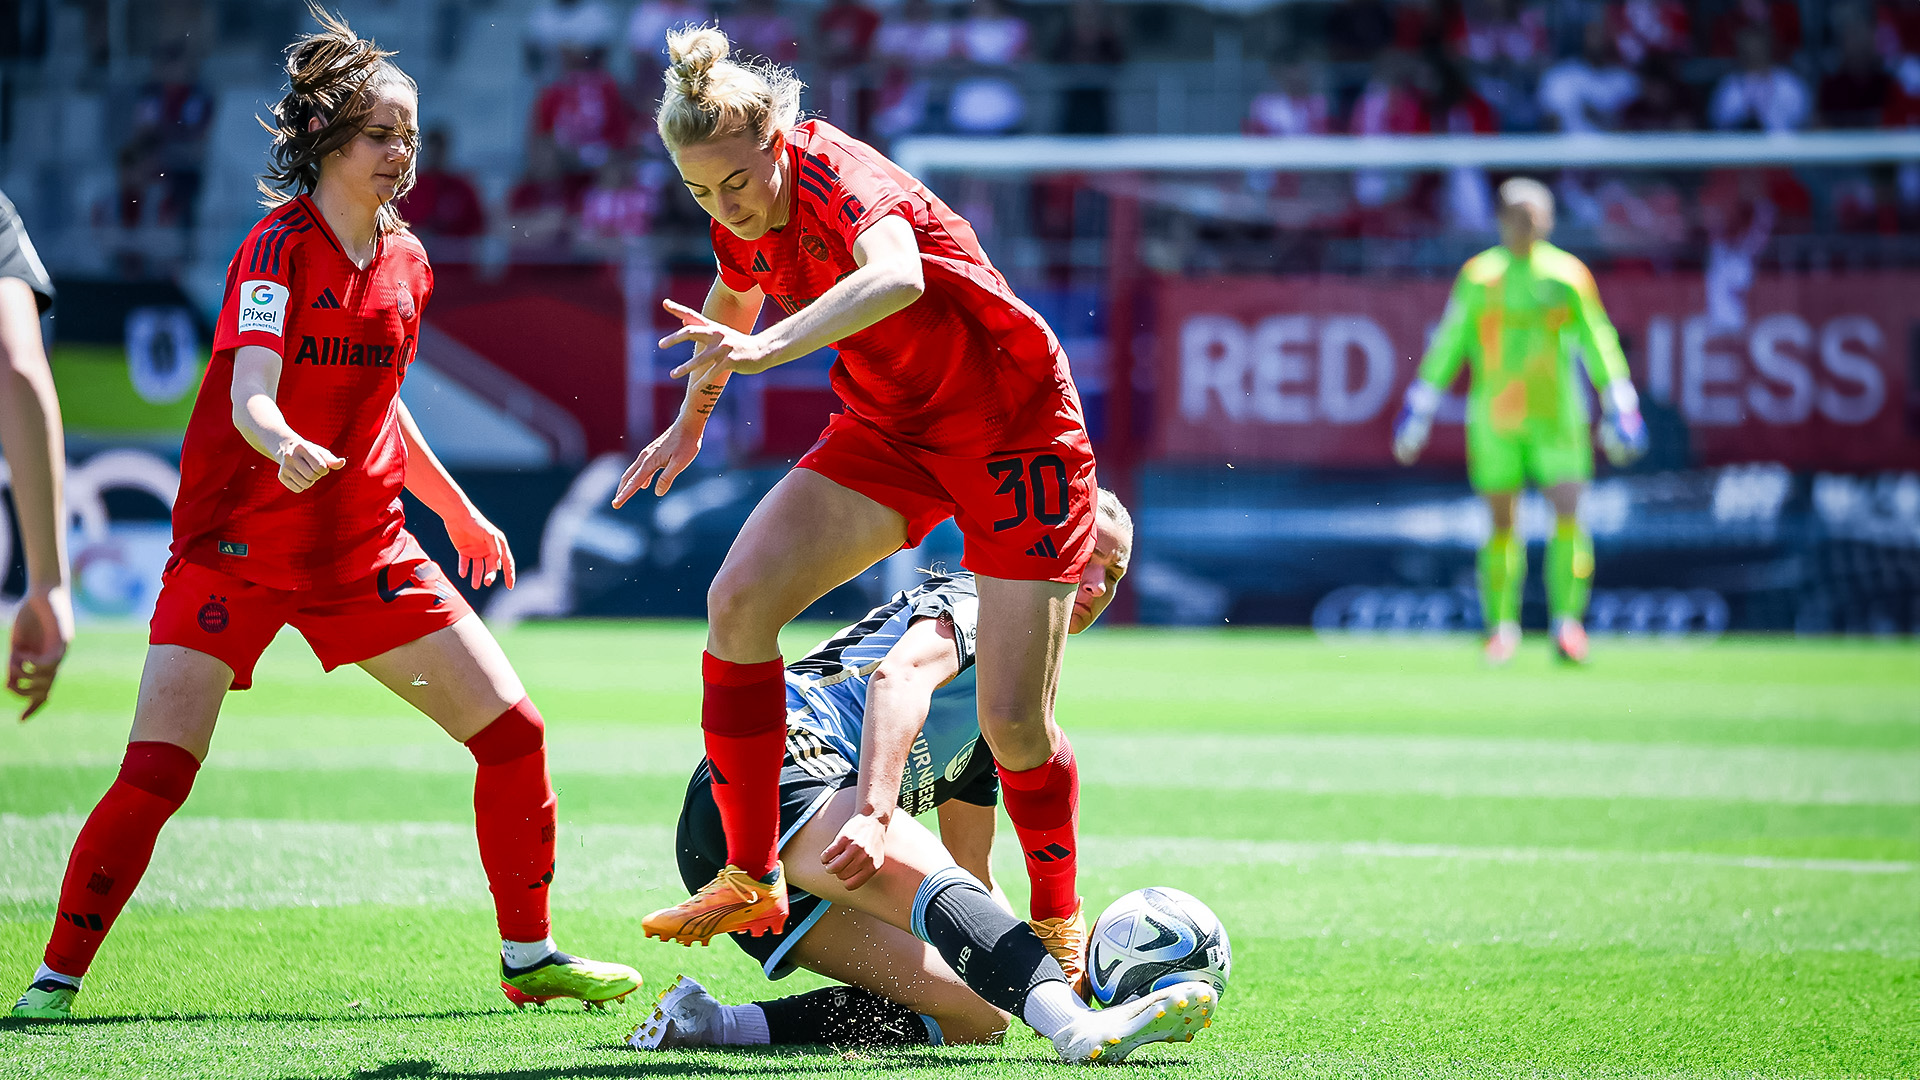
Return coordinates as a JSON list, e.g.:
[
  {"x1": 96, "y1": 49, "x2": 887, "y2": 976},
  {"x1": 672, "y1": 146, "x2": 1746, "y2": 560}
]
[
  {"x1": 627, "y1": 974, "x2": 723, "y2": 1050},
  {"x1": 1051, "y1": 980, "x2": 1216, "y2": 1064}
]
